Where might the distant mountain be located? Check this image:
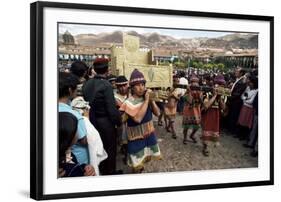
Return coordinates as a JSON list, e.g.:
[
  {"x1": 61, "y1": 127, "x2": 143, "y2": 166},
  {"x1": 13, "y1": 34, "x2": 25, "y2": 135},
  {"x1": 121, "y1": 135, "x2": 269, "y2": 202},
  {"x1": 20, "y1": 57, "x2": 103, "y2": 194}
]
[
  {"x1": 200, "y1": 33, "x2": 258, "y2": 49},
  {"x1": 74, "y1": 33, "x2": 98, "y2": 45},
  {"x1": 98, "y1": 31, "x2": 123, "y2": 43},
  {"x1": 218, "y1": 33, "x2": 252, "y2": 41},
  {"x1": 59, "y1": 31, "x2": 258, "y2": 49}
]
